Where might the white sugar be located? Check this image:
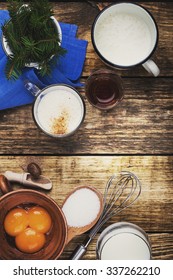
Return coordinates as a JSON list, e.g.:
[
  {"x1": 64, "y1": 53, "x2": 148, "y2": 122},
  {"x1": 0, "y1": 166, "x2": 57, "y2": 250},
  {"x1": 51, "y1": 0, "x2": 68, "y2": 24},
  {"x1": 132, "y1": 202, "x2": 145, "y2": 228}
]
[{"x1": 62, "y1": 188, "x2": 101, "y2": 227}]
